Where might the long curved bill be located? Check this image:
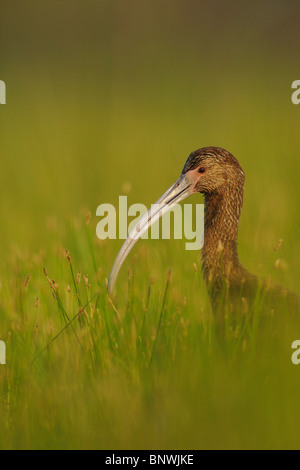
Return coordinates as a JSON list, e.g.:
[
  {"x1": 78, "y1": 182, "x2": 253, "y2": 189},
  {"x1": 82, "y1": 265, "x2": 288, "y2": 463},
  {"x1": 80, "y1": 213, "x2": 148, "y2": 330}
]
[{"x1": 107, "y1": 173, "x2": 193, "y2": 295}]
